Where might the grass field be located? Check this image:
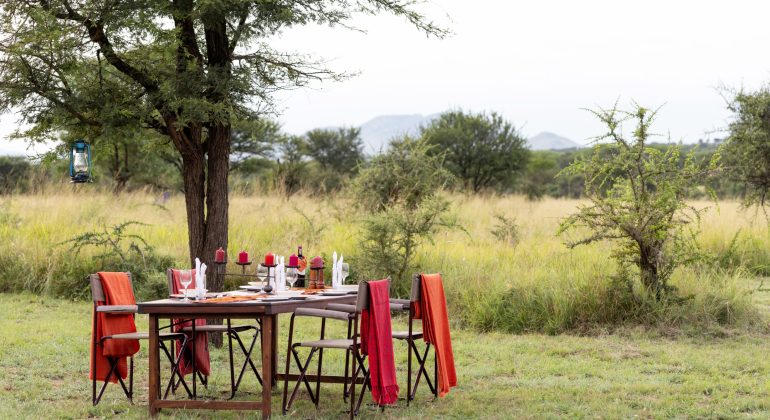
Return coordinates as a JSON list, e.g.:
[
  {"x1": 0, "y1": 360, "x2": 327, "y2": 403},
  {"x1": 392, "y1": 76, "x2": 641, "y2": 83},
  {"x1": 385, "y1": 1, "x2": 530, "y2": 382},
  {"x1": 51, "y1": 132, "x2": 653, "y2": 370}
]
[
  {"x1": 2, "y1": 192, "x2": 770, "y2": 417},
  {"x1": 2, "y1": 291, "x2": 770, "y2": 418},
  {"x1": 0, "y1": 192, "x2": 765, "y2": 333}
]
